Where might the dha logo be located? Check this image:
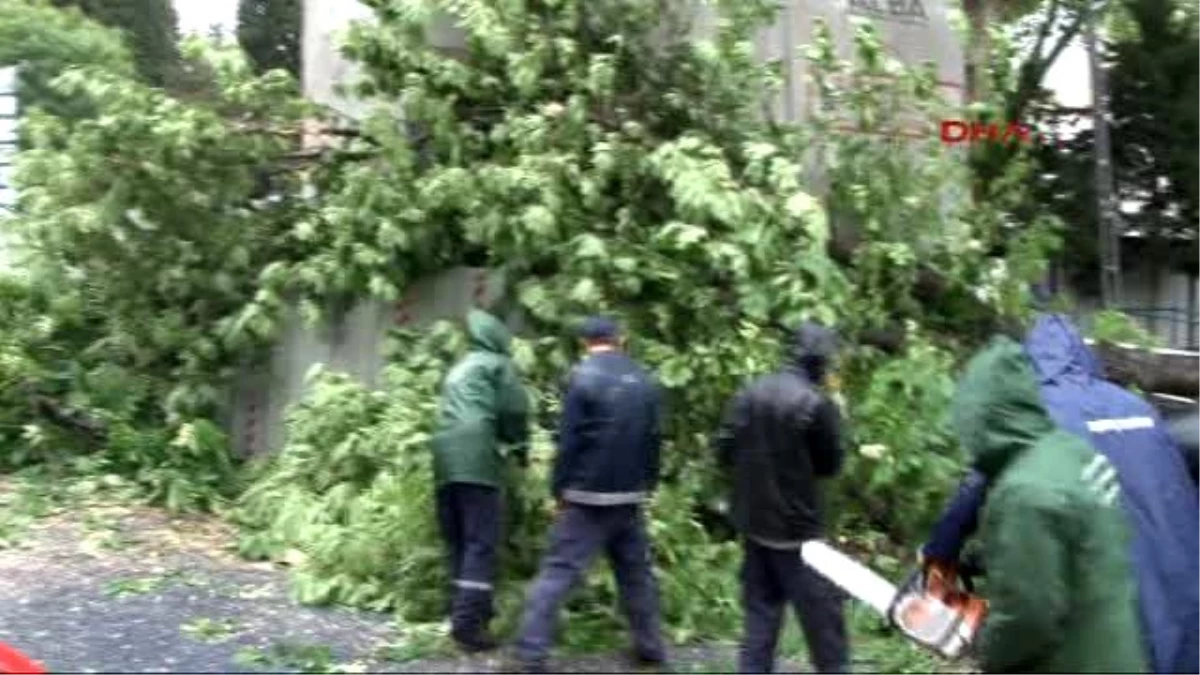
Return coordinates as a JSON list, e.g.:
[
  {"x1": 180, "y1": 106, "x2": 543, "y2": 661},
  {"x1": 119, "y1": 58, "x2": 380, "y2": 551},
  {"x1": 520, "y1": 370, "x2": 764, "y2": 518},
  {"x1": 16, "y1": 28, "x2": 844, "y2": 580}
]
[
  {"x1": 1082, "y1": 454, "x2": 1121, "y2": 507},
  {"x1": 939, "y1": 120, "x2": 1045, "y2": 146}
]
